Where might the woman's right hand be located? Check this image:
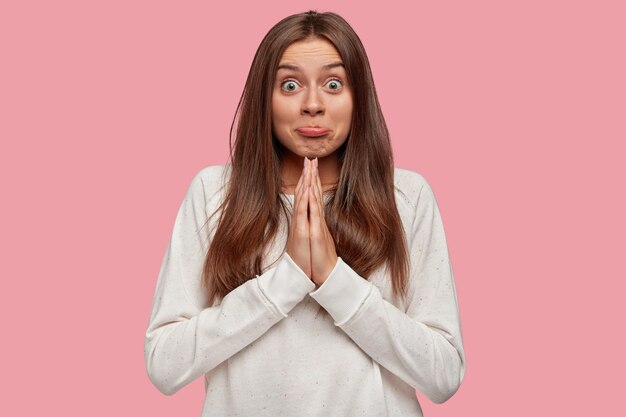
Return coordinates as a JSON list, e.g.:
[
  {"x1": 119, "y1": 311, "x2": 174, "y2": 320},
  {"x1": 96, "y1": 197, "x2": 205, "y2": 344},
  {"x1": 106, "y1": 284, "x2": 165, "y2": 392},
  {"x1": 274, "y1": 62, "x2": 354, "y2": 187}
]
[{"x1": 286, "y1": 157, "x2": 312, "y2": 279}]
